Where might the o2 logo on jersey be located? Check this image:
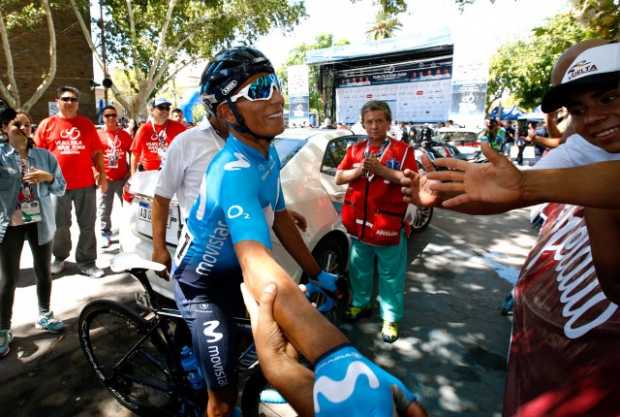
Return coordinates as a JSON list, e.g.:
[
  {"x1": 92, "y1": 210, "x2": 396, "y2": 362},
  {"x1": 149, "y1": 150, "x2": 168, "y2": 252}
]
[
  {"x1": 203, "y1": 320, "x2": 223, "y2": 343},
  {"x1": 224, "y1": 153, "x2": 251, "y2": 171},
  {"x1": 227, "y1": 205, "x2": 251, "y2": 220}
]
